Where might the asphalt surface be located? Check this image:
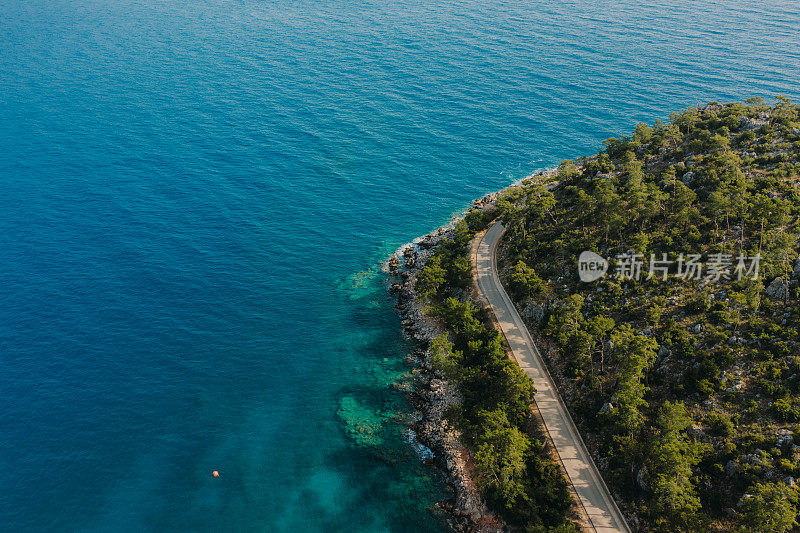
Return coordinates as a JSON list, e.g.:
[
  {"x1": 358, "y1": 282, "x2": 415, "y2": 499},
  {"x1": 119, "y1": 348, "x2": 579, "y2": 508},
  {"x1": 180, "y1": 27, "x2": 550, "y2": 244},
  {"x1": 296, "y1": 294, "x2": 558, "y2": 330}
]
[{"x1": 474, "y1": 222, "x2": 630, "y2": 533}]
